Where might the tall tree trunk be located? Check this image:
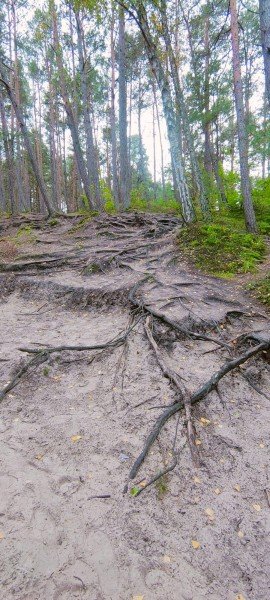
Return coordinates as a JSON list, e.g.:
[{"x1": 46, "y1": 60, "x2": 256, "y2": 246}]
[
  {"x1": 161, "y1": 10, "x2": 209, "y2": 217},
  {"x1": 203, "y1": 13, "x2": 212, "y2": 176},
  {"x1": 133, "y1": 3, "x2": 194, "y2": 222},
  {"x1": 110, "y1": 5, "x2": 120, "y2": 208},
  {"x1": 152, "y1": 101, "x2": 157, "y2": 200},
  {"x1": 259, "y1": 0, "x2": 270, "y2": 109},
  {"x1": 118, "y1": 6, "x2": 130, "y2": 209},
  {"x1": 229, "y1": 0, "x2": 257, "y2": 233},
  {"x1": 11, "y1": 0, "x2": 27, "y2": 211},
  {"x1": 0, "y1": 96, "x2": 15, "y2": 213},
  {"x1": 153, "y1": 83, "x2": 166, "y2": 200},
  {"x1": 75, "y1": 11, "x2": 102, "y2": 209},
  {"x1": 50, "y1": 0, "x2": 95, "y2": 211},
  {"x1": 0, "y1": 61, "x2": 53, "y2": 216}
]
